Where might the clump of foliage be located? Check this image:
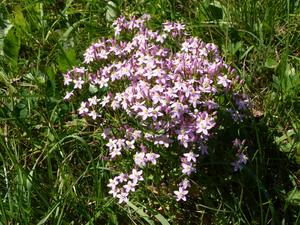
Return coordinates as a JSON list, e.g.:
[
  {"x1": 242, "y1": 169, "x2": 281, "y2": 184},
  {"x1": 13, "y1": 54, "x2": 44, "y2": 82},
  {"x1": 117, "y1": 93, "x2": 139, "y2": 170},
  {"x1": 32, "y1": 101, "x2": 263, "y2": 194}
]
[
  {"x1": 64, "y1": 14, "x2": 250, "y2": 204},
  {"x1": 1, "y1": 1, "x2": 299, "y2": 224}
]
